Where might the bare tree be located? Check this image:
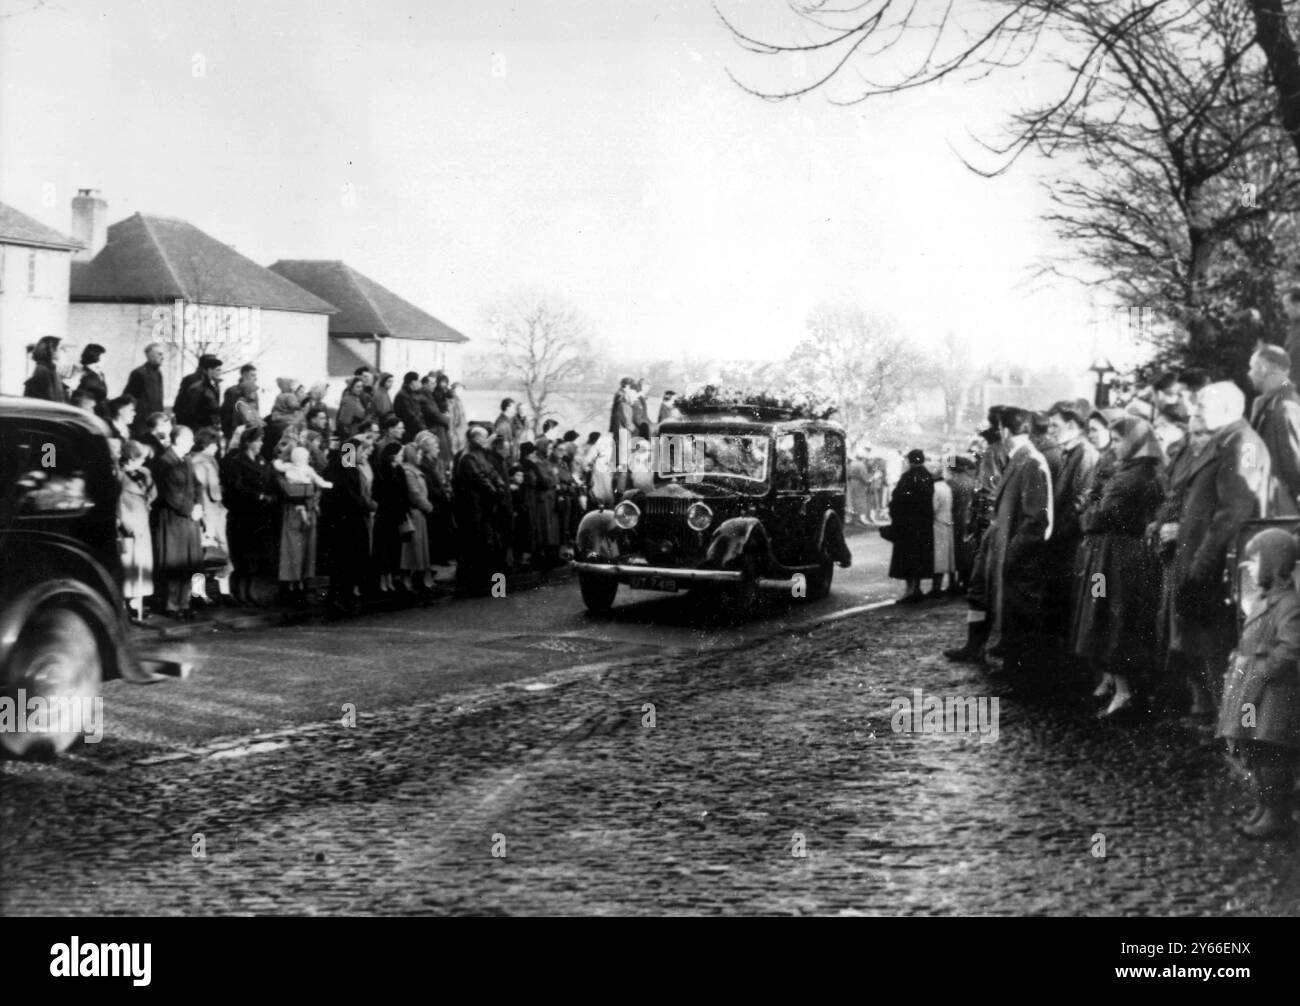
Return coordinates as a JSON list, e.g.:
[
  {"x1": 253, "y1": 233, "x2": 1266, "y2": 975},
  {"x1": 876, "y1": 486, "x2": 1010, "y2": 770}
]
[
  {"x1": 719, "y1": 1, "x2": 1300, "y2": 174},
  {"x1": 932, "y1": 331, "x2": 978, "y2": 434},
  {"x1": 787, "y1": 304, "x2": 927, "y2": 449},
  {"x1": 481, "y1": 289, "x2": 595, "y2": 435}
]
